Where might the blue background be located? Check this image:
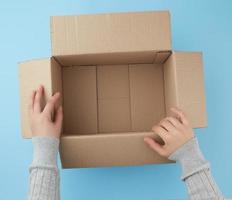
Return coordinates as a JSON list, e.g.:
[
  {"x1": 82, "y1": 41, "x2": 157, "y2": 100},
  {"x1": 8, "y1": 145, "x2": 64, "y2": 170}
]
[{"x1": 0, "y1": 0, "x2": 231, "y2": 199}]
